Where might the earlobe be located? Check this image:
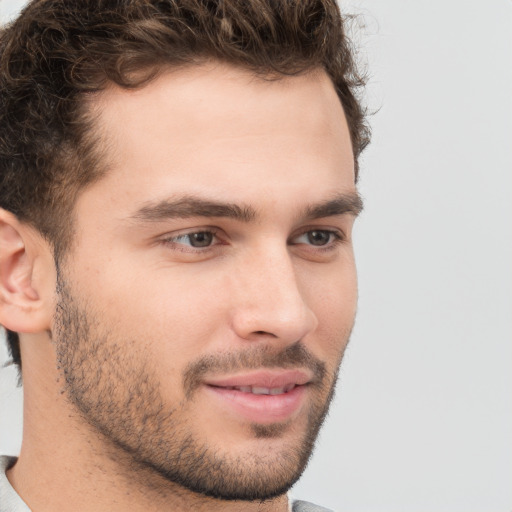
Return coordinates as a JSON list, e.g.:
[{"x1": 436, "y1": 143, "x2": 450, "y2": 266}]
[{"x1": 0, "y1": 209, "x2": 53, "y2": 333}]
